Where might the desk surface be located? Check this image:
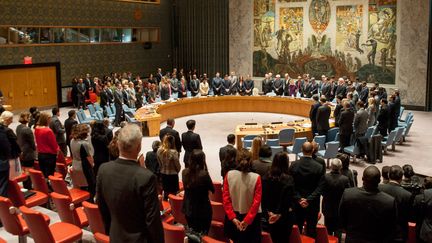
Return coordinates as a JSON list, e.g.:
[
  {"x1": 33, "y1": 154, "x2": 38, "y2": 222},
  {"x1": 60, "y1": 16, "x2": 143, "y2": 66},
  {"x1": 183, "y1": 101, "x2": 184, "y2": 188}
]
[{"x1": 135, "y1": 96, "x2": 315, "y2": 122}]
